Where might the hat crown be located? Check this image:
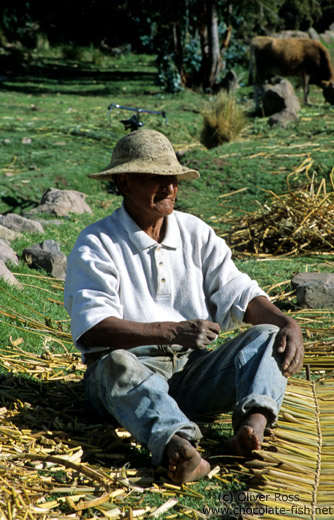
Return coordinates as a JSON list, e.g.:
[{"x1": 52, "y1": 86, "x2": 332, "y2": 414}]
[
  {"x1": 111, "y1": 129, "x2": 177, "y2": 168},
  {"x1": 88, "y1": 129, "x2": 200, "y2": 181}
]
